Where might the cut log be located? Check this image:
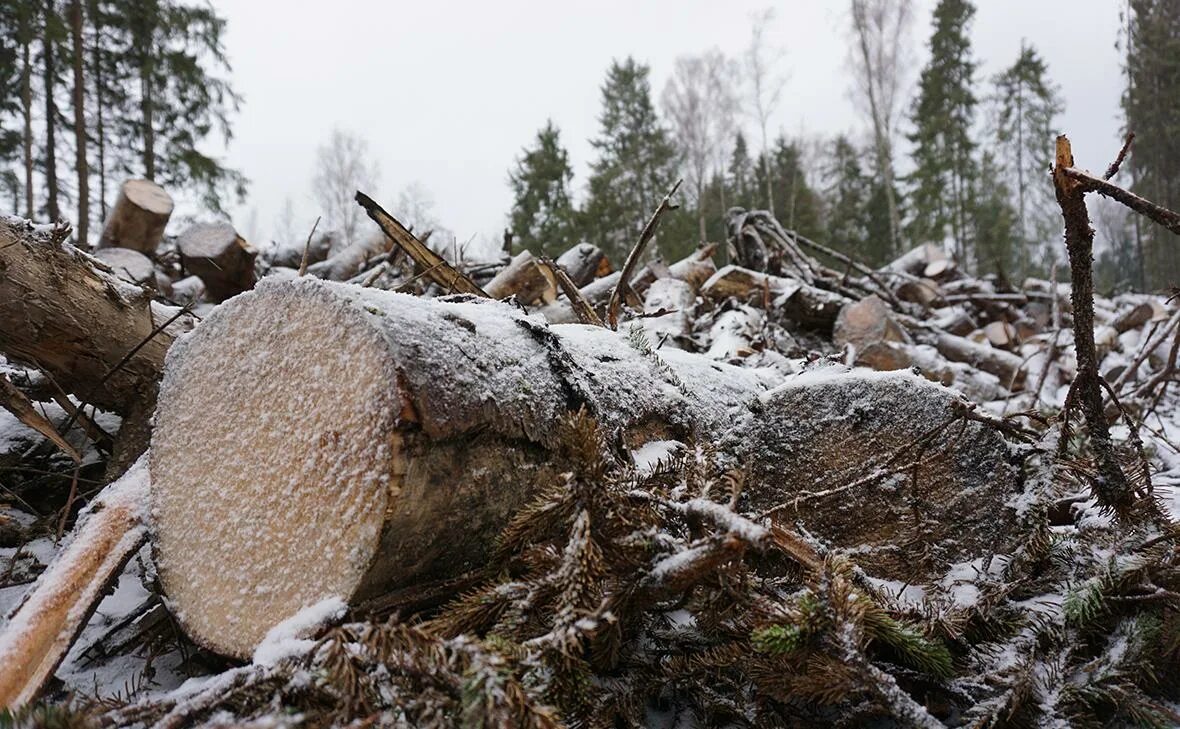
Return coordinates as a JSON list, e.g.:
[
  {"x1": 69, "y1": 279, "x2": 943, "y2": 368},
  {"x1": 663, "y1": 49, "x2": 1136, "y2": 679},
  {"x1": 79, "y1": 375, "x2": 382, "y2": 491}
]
[
  {"x1": 149, "y1": 277, "x2": 1021, "y2": 659},
  {"x1": 97, "y1": 179, "x2": 174, "y2": 254},
  {"x1": 555, "y1": 243, "x2": 606, "y2": 287},
  {"x1": 834, "y1": 295, "x2": 910, "y2": 351},
  {"x1": 0, "y1": 458, "x2": 149, "y2": 709},
  {"x1": 484, "y1": 250, "x2": 558, "y2": 304},
  {"x1": 896, "y1": 278, "x2": 942, "y2": 308},
  {"x1": 0, "y1": 218, "x2": 180, "y2": 415},
  {"x1": 1112, "y1": 299, "x2": 1168, "y2": 333},
  {"x1": 92, "y1": 247, "x2": 156, "y2": 289},
  {"x1": 983, "y1": 321, "x2": 1019, "y2": 350},
  {"x1": 881, "y1": 243, "x2": 948, "y2": 277},
  {"x1": 929, "y1": 331, "x2": 1027, "y2": 389},
  {"x1": 701, "y1": 265, "x2": 849, "y2": 330},
  {"x1": 178, "y1": 222, "x2": 257, "y2": 303},
  {"x1": 307, "y1": 232, "x2": 390, "y2": 282},
  {"x1": 741, "y1": 370, "x2": 1018, "y2": 579}
]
